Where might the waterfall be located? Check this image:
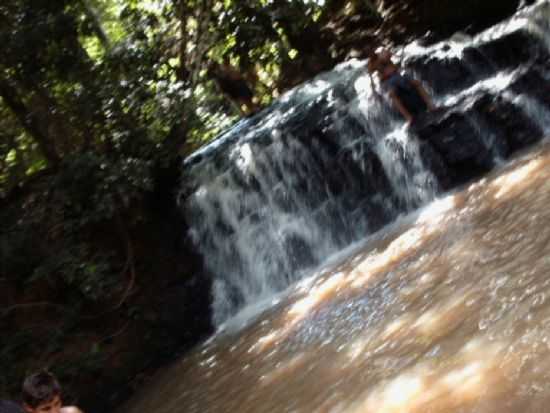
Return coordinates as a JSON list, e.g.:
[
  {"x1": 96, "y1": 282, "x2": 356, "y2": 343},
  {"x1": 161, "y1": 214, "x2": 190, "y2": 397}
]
[{"x1": 180, "y1": 1, "x2": 550, "y2": 327}]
